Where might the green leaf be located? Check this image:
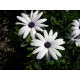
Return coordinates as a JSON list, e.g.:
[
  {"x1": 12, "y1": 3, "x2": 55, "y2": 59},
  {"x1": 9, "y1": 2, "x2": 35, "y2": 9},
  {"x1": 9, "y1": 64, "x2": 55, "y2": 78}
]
[
  {"x1": 21, "y1": 43, "x2": 27, "y2": 47},
  {"x1": 51, "y1": 16, "x2": 58, "y2": 25},
  {"x1": 26, "y1": 53, "x2": 33, "y2": 57},
  {"x1": 27, "y1": 47, "x2": 33, "y2": 50},
  {"x1": 50, "y1": 60, "x2": 54, "y2": 65},
  {"x1": 61, "y1": 59, "x2": 66, "y2": 64}
]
